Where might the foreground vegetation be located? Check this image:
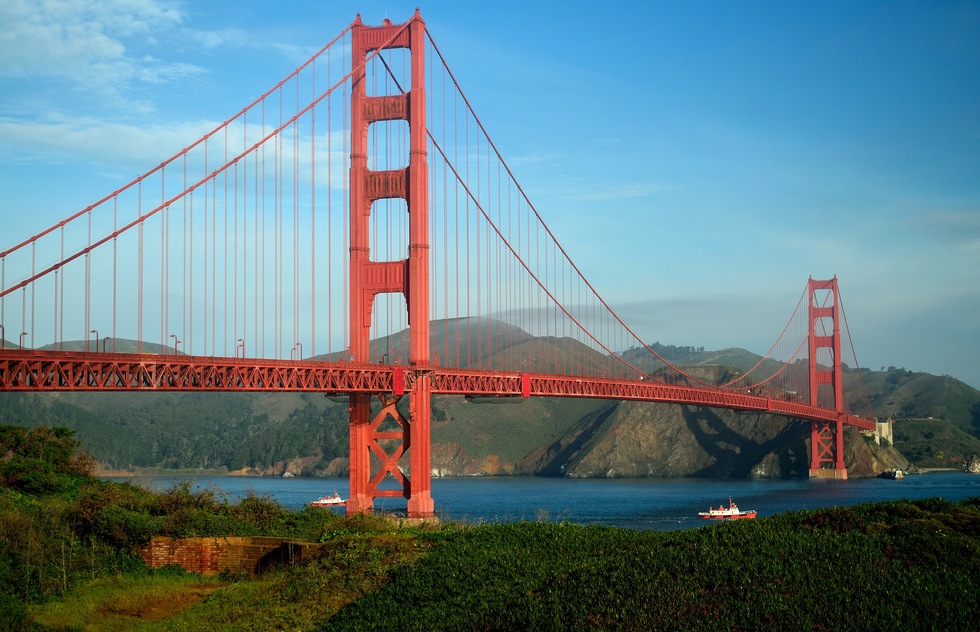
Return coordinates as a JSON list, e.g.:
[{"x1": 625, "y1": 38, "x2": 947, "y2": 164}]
[{"x1": 2, "y1": 425, "x2": 979, "y2": 630}]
